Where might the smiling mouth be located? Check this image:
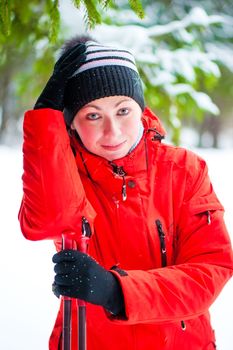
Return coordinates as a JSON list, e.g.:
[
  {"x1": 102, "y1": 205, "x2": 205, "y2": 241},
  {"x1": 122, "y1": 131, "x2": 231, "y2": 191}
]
[{"x1": 101, "y1": 141, "x2": 126, "y2": 150}]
